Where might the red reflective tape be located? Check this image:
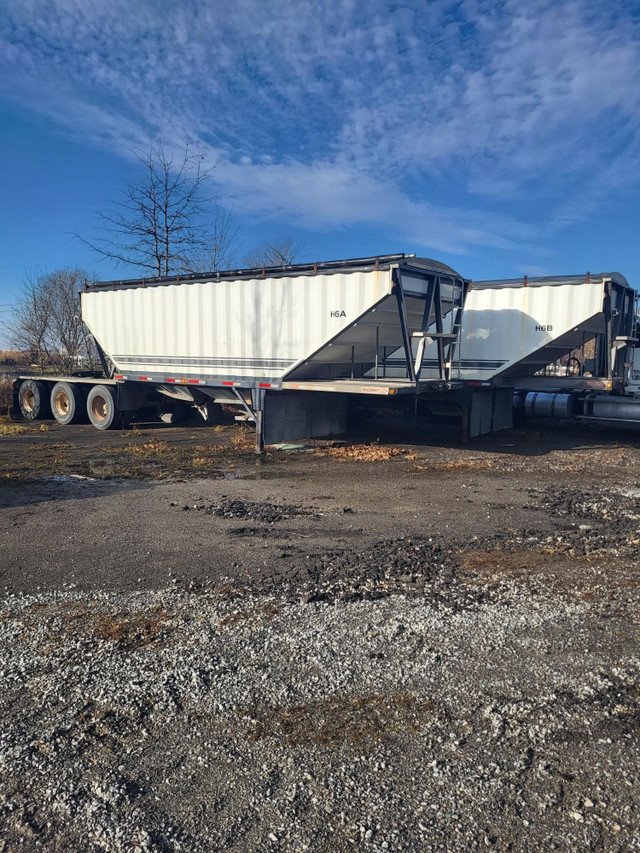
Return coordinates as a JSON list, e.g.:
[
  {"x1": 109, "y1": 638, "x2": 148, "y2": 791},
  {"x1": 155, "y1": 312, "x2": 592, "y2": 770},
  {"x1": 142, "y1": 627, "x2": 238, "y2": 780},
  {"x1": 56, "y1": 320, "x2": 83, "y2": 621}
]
[
  {"x1": 259, "y1": 383, "x2": 271, "y2": 388},
  {"x1": 114, "y1": 374, "x2": 124, "y2": 380},
  {"x1": 188, "y1": 379, "x2": 199, "y2": 384},
  {"x1": 222, "y1": 381, "x2": 234, "y2": 386},
  {"x1": 166, "y1": 378, "x2": 176, "y2": 383},
  {"x1": 467, "y1": 381, "x2": 483, "y2": 387},
  {"x1": 139, "y1": 376, "x2": 148, "y2": 381}
]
